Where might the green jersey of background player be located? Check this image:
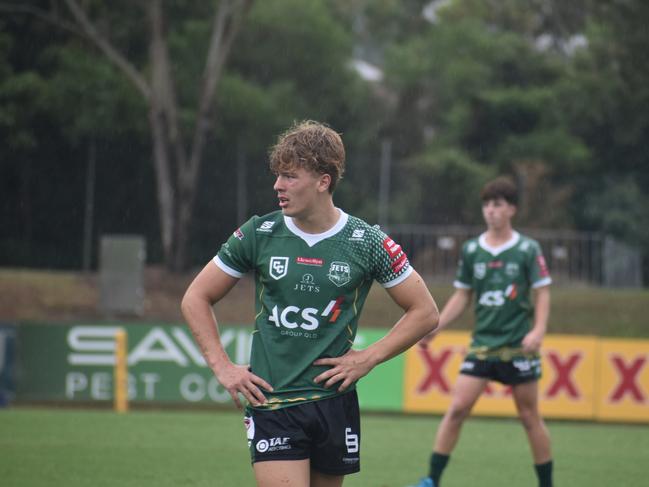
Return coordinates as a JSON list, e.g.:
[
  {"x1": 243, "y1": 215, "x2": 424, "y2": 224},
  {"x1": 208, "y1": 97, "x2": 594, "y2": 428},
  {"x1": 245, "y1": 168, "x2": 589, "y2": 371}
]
[
  {"x1": 182, "y1": 120, "x2": 439, "y2": 487},
  {"x1": 408, "y1": 177, "x2": 553, "y2": 487}
]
